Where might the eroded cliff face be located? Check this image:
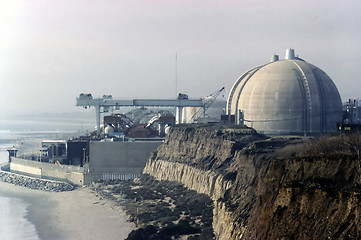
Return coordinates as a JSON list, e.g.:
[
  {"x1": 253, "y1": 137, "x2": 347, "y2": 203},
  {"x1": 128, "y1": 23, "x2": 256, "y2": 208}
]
[
  {"x1": 256, "y1": 156, "x2": 361, "y2": 239},
  {"x1": 144, "y1": 124, "x2": 266, "y2": 239},
  {"x1": 143, "y1": 124, "x2": 361, "y2": 239}
]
